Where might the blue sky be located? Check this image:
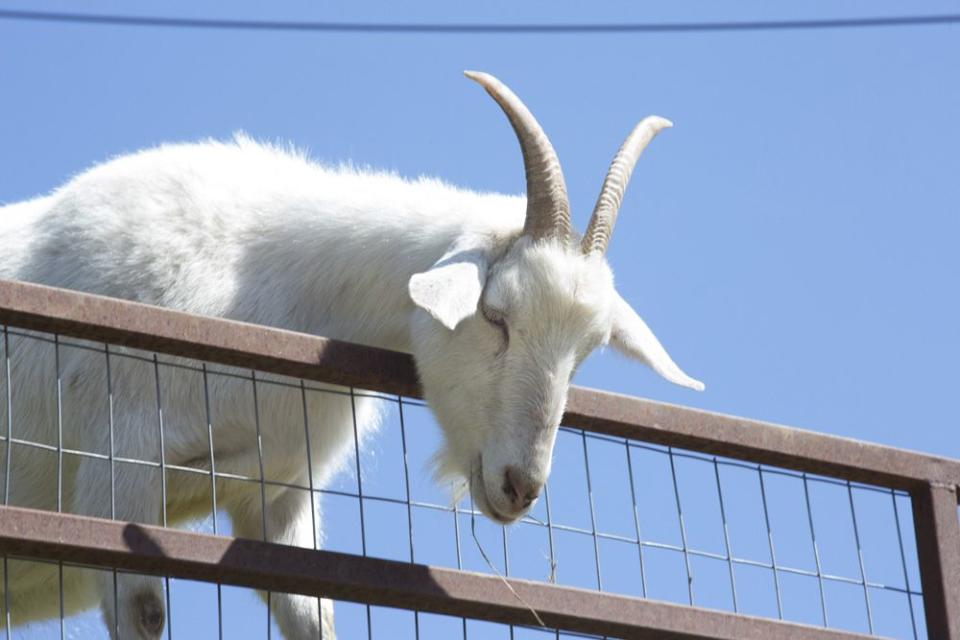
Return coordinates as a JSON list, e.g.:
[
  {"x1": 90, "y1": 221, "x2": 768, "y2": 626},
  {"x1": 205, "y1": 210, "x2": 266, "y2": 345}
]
[{"x1": 1, "y1": 2, "x2": 957, "y2": 639}]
